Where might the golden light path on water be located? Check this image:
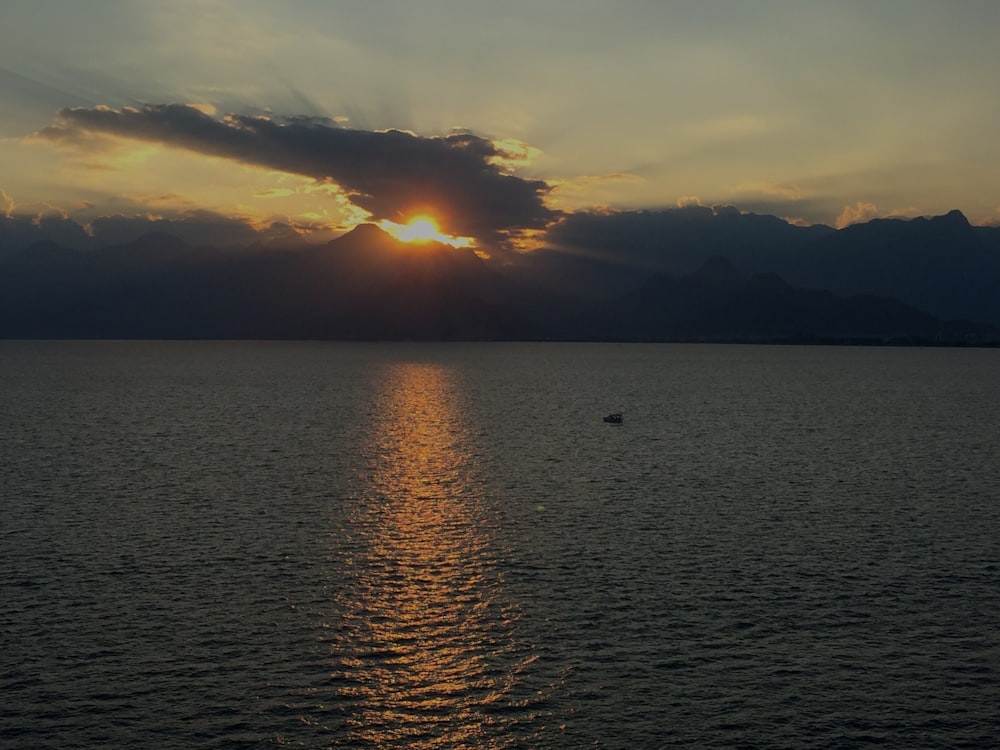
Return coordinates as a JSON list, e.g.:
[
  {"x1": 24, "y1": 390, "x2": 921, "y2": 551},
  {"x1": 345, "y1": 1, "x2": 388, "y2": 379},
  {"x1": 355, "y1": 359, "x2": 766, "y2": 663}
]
[{"x1": 327, "y1": 362, "x2": 543, "y2": 748}]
